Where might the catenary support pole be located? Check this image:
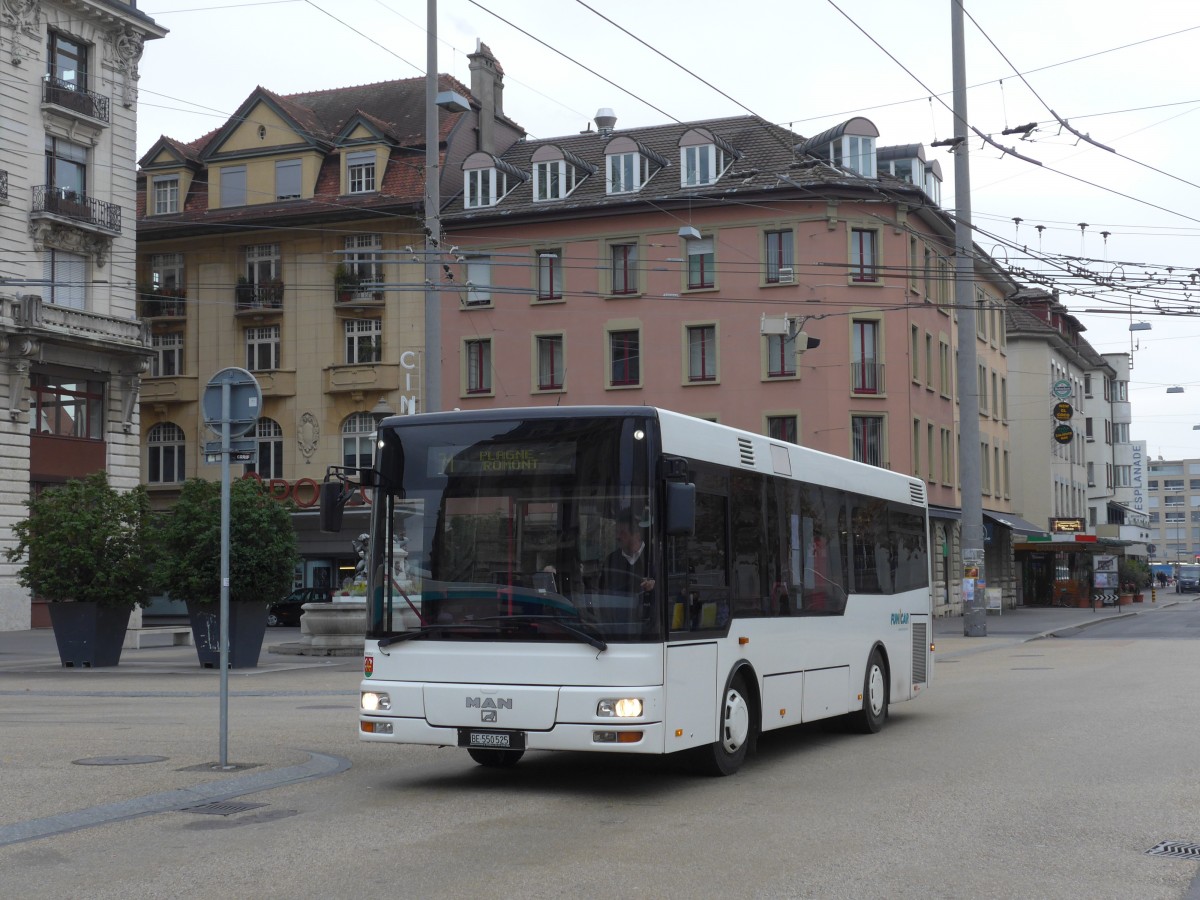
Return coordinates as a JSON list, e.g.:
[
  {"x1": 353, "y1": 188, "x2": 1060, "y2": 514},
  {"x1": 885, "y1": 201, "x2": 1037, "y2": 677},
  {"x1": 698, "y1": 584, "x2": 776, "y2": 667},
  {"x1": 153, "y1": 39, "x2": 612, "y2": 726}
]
[{"x1": 423, "y1": 0, "x2": 441, "y2": 414}]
